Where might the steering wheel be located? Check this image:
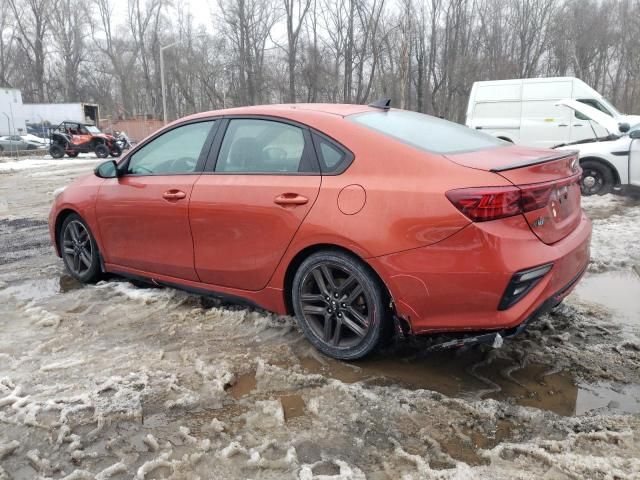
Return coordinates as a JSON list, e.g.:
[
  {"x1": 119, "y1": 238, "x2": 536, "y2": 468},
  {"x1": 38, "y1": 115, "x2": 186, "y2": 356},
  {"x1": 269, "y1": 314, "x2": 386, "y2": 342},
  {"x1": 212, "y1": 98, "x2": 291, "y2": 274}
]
[
  {"x1": 169, "y1": 156, "x2": 197, "y2": 173},
  {"x1": 264, "y1": 147, "x2": 287, "y2": 162}
]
